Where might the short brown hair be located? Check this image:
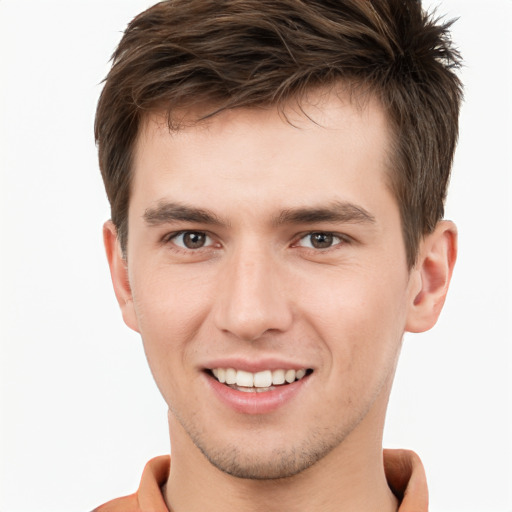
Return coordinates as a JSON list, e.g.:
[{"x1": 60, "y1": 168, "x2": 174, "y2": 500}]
[{"x1": 95, "y1": 0, "x2": 462, "y2": 267}]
